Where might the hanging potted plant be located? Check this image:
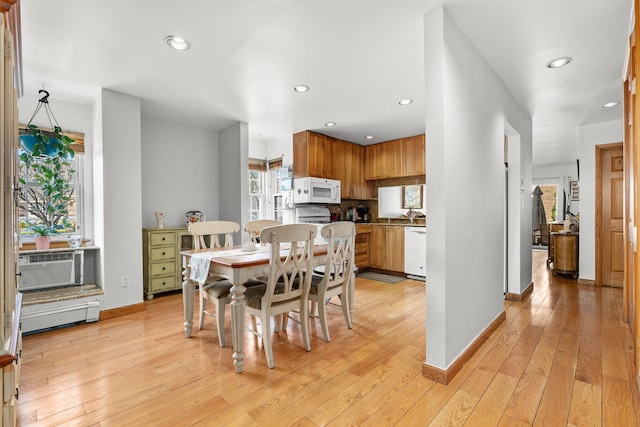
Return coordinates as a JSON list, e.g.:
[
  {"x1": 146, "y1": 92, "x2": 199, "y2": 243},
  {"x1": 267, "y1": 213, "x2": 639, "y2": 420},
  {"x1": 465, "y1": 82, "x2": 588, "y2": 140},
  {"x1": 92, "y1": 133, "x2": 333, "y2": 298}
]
[{"x1": 18, "y1": 90, "x2": 76, "y2": 250}]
